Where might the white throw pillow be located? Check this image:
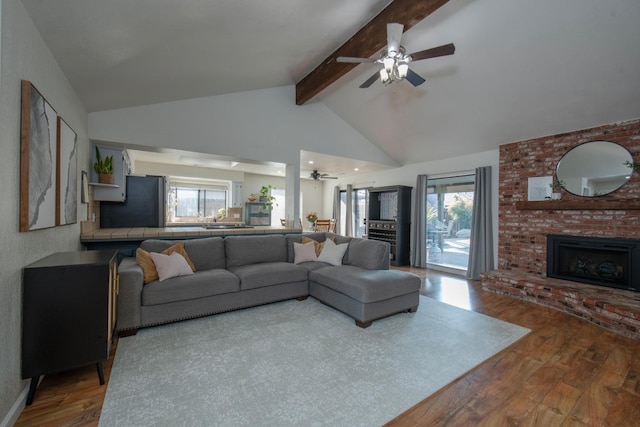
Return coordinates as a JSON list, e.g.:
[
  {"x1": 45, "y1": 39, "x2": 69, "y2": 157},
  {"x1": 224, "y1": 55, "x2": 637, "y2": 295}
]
[
  {"x1": 150, "y1": 252, "x2": 194, "y2": 281},
  {"x1": 294, "y1": 241, "x2": 318, "y2": 264},
  {"x1": 317, "y1": 238, "x2": 348, "y2": 266}
]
